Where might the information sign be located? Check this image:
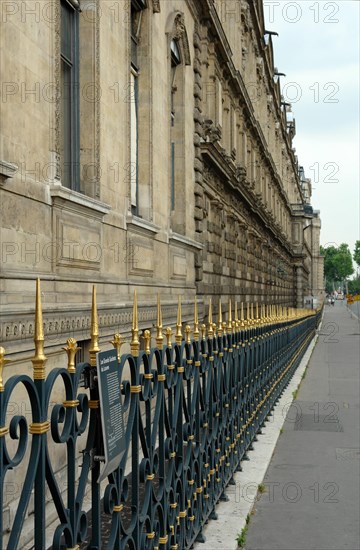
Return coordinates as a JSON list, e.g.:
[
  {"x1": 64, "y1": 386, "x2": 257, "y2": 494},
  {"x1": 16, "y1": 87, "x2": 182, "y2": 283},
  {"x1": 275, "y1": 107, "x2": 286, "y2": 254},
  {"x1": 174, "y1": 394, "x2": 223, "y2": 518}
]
[{"x1": 96, "y1": 349, "x2": 126, "y2": 482}]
